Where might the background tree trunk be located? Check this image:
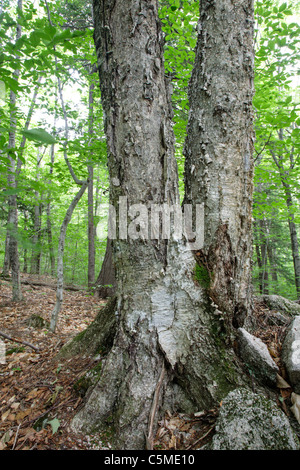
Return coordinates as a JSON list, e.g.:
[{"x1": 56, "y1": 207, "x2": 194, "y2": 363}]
[
  {"x1": 94, "y1": 238, "x2": 116, "y2": 298},
  {"x1": 30, "y1": 150, "x2": 44, "y2": 275},
  {"x1": 50, "y1": 180, "x2": 89, "y2": 333},
  {"x1": 270, "y1": 144, "x2": 300, "y2": 299},
  {"x1": 87, "y1": 80, "x2": 95, "y2": 288},
  {"x1": 2, "y1": 232, "x2": 10, "y2": 277},
  {"x1": 70, "y1": 0, "x2": 254, "y2": 450},
  {"x1": 7, "y1": 0, "x2": 23, "y2": 301}
]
